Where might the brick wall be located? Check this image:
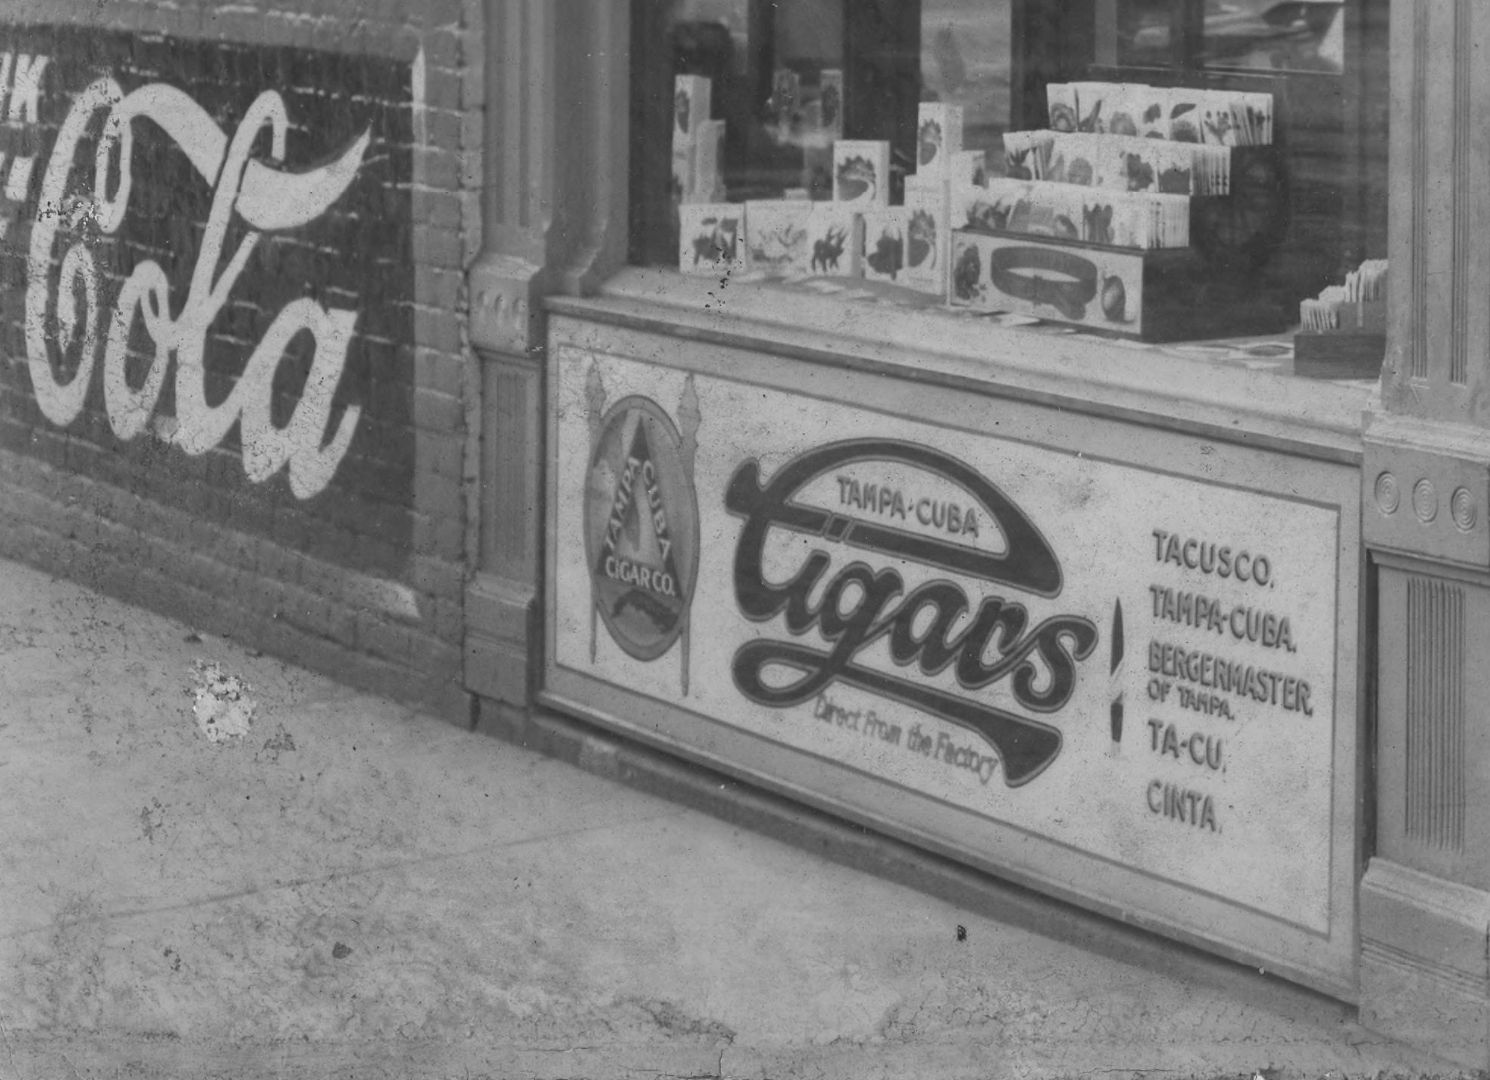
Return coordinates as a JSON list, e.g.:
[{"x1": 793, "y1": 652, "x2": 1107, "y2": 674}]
[{"x1": 0, "y1": 1, "x2": 481, "y2": 721}]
